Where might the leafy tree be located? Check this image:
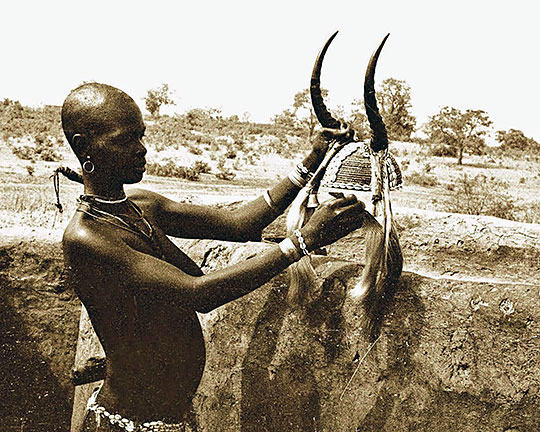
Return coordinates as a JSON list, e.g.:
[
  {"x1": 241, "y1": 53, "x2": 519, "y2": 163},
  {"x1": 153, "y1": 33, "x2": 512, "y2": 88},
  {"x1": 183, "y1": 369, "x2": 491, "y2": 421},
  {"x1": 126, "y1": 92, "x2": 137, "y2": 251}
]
[
  {"x1": 377, "y1": 78, "x2": 416, "y2": 141},
  {"x1": 347, "y1": 98, "x2": 369, "y2": 141},
  {"x1": 292, "y1": 88, "x2": 329, "y2": 143},
  {"x1": 144, "y1": 84, "x2": 175, "y2": 117},
  {"x1": 272, "y1": 108, "x2": 297, "y2": 133},
  {"x1": 424, "y1": 106, "x2": 492, "y2": 165},
  {"x1": 495, "y1": 128, "x2": 539, "y2": 153},
  {"x1": 184, "y1": 107, "x2": 221, "y2": 129}
]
